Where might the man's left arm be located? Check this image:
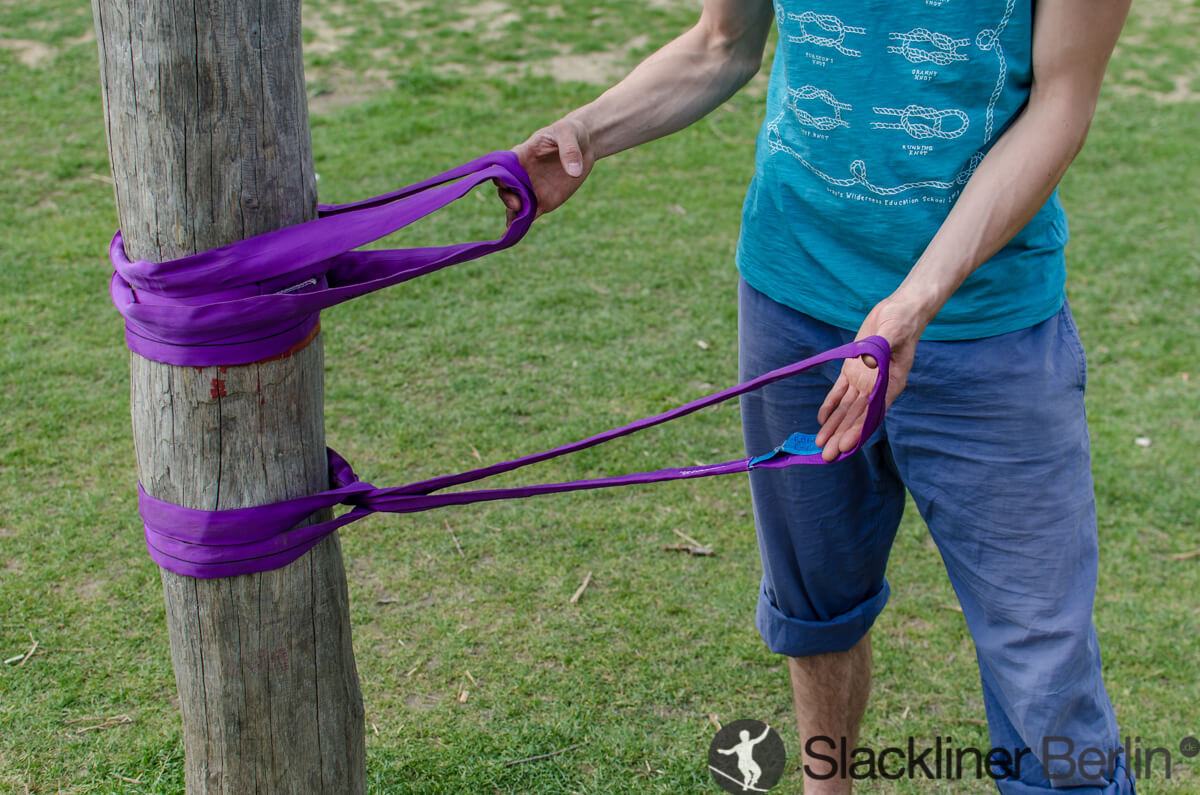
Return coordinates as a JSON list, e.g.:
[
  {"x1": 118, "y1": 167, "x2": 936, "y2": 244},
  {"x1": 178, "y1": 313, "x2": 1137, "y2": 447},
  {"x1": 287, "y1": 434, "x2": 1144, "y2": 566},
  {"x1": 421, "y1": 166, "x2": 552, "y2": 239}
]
[{"x1": 815, "y1": 0, "x2": 1131, "y2": 461}]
